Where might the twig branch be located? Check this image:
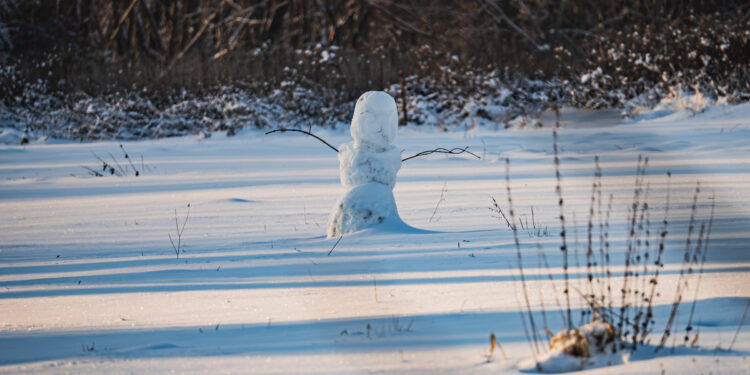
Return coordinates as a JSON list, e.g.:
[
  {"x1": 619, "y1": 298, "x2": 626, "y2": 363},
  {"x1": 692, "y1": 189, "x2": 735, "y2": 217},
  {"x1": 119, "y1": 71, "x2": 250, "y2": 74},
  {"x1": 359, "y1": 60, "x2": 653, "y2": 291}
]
[
  {"x1": 728, "y1": 299, "x2": 750, "y2": 351},
  {"x1": 489, "y1": 196, "x2": 513, "y2": 229},
  {"x1": 505, "y1": 158, "x2": 542, "y2": 354},
  {"x1": 162, "y1": 11, "x2": 218, "y2": 77},
  {"x1": 685, "y1": 199, "x2": 714, "y2": 345},
  {"x1": 265, "y1": 128, "x2": 339, "y2": 153},
  {"x1": 476, "y1": 0, "x2": 544, "y2": 51},
  {"x1": 108, "y1": 0, "x2": 139, "y2": 45},
  {"x1": 429, "y1": 182, "x2": 447, "y2": 222},
  {"x1": 120, "y1": 144, "x2": 140, "y2": 176},
  {"x1": 266, "y1": 128, "x2": 479, "y2": 164},
  {"x1": 169, "y1": 203, "x2": 191, "y2": 258},
  {"x1": 108, "y1": 152, "x2": 128, "y2": 176},
  {"x1": 328, "y1": 235, "x2": 343, "y2": 256},
  {"x1": 82, "y1": 166, "x2": 103, "y2": 177},
  {"x1": 366, "y1": 0, "x2": 433, "y2": 37},
  {"x1": 402, "y1": 146, "x2": 480, "y2": 162},
  {"x1": 553, "y1": 128, "x2": 573, "y2": 329}
]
